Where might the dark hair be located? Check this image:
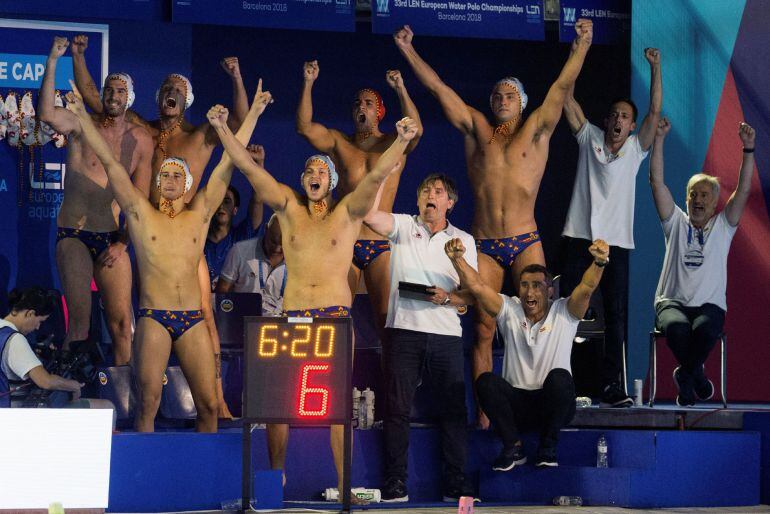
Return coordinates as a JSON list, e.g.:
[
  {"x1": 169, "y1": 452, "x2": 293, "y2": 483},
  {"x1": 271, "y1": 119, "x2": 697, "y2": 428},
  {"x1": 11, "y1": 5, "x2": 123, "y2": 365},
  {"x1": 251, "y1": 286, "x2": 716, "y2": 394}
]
[
  {"x1": 519, "y1": 264, "x2": 553, "y2": 285},
  {"x1": 608, "y1": 97, "x2": 638, "y2": 122},
  {"x1": 416, "y1": 173, "x2": 459, "y2": 213},
  {"x1": 7, "y1": 287, "x2": 55, "y2": 317},
  {"x1": 226, "y1": 185, "x2": 241, "y2": 208}
]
